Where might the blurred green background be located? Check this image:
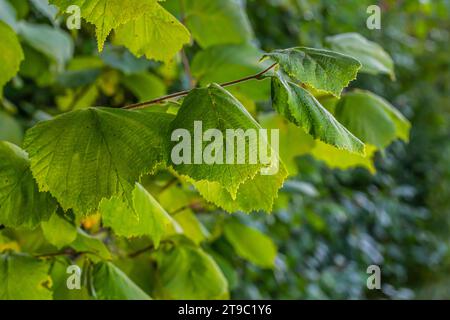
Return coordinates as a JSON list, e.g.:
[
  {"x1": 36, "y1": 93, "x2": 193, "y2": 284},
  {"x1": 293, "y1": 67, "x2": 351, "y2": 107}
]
[
  {"x1": 233, "y1": 0, "x2": 450, "y2": 299},
  {"x1": 1, "y1": 0, "x2": 449, "y2": 299}
]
